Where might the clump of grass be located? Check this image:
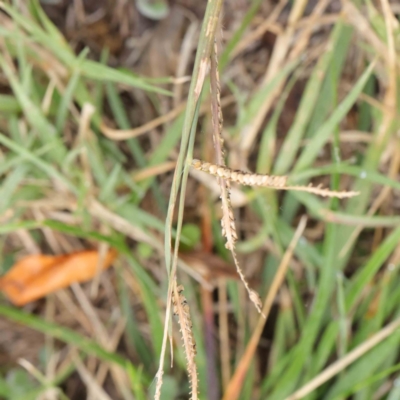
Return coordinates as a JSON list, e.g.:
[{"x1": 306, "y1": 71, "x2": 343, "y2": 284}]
[
  {"x1": 154, "y1": 0, "x2": 223, "y2": 397},
  {"x1": 1, "y1": 1, "x2": 400, "y2": 400}
]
